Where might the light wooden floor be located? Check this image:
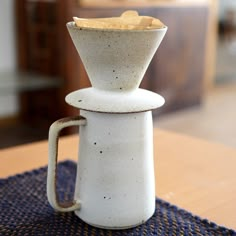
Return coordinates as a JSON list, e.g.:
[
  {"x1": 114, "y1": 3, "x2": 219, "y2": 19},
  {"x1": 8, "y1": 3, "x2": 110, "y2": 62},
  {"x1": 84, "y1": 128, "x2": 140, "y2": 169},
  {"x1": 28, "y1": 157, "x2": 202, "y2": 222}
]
[{"x1": 155, "y1": 82, "x2": 236, "y2": 148}]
